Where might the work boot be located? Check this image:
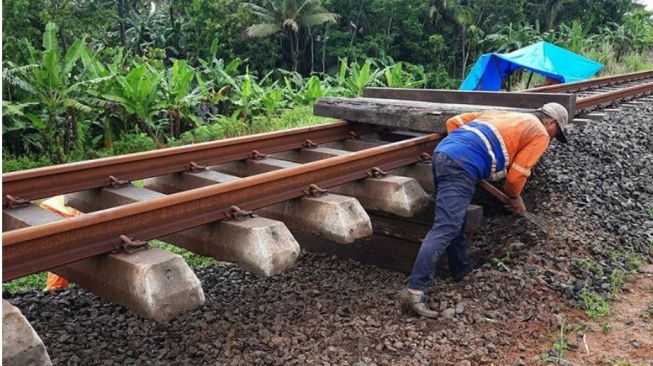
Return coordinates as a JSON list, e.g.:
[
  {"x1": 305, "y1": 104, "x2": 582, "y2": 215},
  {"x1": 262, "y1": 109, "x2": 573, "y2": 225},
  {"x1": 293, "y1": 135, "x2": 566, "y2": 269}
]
[
  {"x1": 452, "y1": 265, "x2": 473, "y2": 282},
  {"x1": 398, "y1": 288, "x2": 438, "y2": 318}
]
